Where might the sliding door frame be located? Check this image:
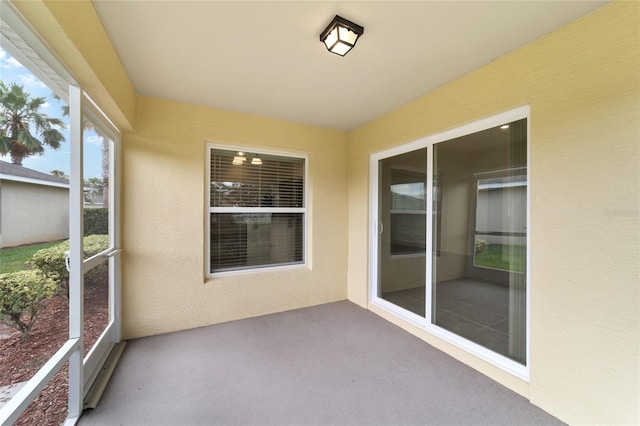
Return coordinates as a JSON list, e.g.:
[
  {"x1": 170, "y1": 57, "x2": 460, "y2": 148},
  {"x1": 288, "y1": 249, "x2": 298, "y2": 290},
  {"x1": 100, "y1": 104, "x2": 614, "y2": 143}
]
[
  {"x1": 369, "y1": 106, "x2": 531, "y2": 380},
  {"x1": 369, "y1": 139, "x2": 430, "y2": 327}
]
